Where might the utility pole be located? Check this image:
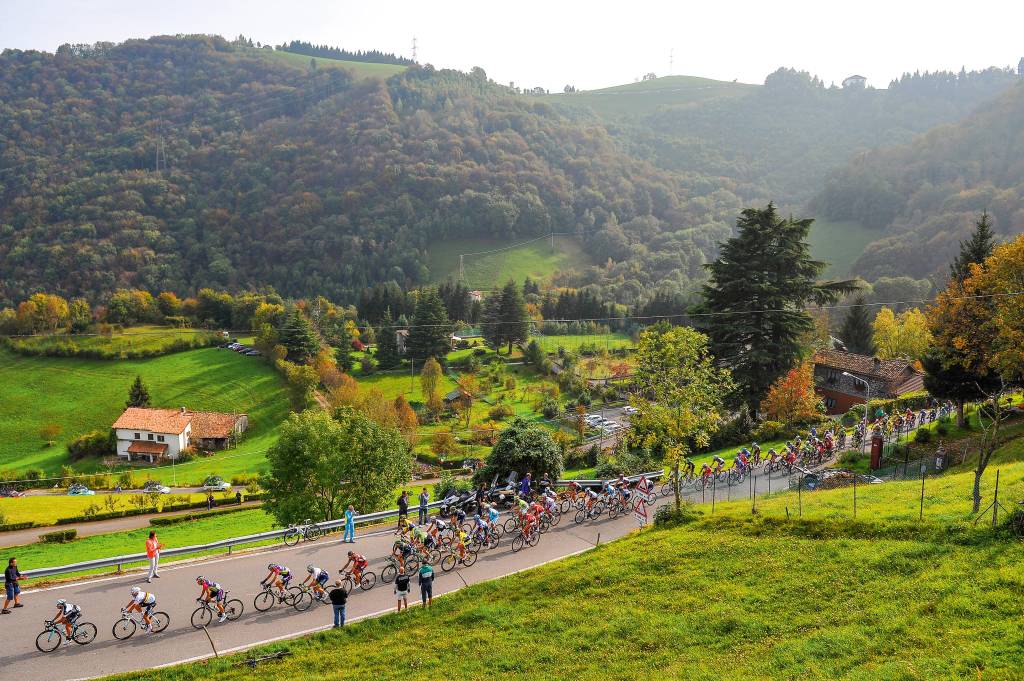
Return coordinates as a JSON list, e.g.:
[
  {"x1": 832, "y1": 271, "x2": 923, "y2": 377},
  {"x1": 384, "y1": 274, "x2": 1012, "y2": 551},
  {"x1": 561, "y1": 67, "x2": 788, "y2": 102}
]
[
  {"x1": 458, "y1": 254, "x2": 464, "y2": 282},
  {"x1": 412, "y1": 36, "x2": 418, "y2": 63},
  {"x1": 669, "y1": 48, "x2": 673, "y2": 76},
  {"x1": 155, "y1": 123, "x2": 167, "y2": 173}
]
